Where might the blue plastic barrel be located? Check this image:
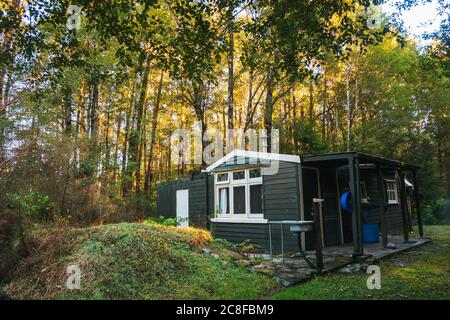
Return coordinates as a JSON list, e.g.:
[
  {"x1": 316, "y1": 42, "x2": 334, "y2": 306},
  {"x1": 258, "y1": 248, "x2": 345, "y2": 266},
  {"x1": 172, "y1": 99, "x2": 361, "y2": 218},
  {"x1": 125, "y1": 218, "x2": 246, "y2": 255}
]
[{"x1": 363, "y1": 223, "x2": 379, "y2": 243}]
